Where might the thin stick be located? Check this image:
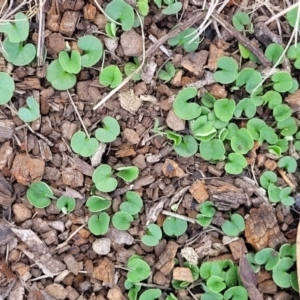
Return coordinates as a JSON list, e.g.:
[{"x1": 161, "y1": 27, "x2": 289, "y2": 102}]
[
  {"x1": 67, "y1": 90, "x2": 90, "y2": 138},
  {"x1": 212, "y1": 12, "x2": 271, "y2": 67},
  {"x1": 36, "y1": 0, "x2": 45, "y2": 66},
  {"x1": 277, "y1": 167, "x2": 296, "y2": 190},
  {"x1": 162, "y1": 210, "x2": 196, "y2": 223},
  {"x1": 93, "y1": 11, "x2": 145, "y2": 111}
]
